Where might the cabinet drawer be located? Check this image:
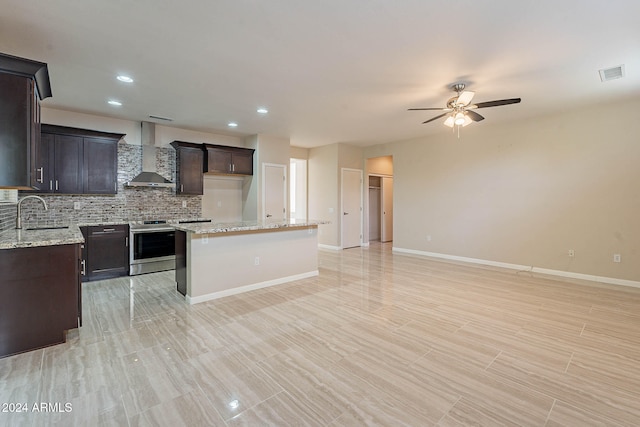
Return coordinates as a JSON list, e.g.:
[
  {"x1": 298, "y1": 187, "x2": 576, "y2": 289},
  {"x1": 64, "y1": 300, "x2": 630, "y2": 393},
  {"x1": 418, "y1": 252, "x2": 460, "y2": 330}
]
[{"x1": 87, "y1": 224, "x2": 128, "y2": 237}]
